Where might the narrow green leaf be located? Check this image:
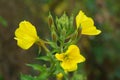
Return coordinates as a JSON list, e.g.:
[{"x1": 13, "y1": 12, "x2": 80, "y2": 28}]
[
  {"x1": 48, "y1": 41, "x2": 59, "y2": 49},
  {"x1": 36, "y1": 56, "x2": 50, "y2": 61},
  {"x1": 26, "y1": 64, "x2": 46, "y2": 72}
]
